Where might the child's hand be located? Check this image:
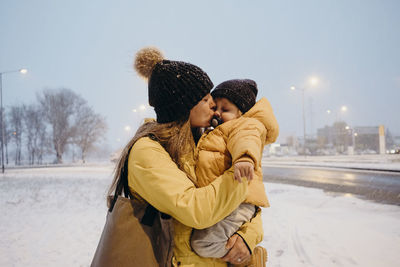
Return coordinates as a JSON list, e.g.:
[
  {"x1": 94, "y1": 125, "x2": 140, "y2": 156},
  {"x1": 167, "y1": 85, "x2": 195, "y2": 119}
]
[{"x1": 234, "y1": 161, "x2": 254, "y2": 183}]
